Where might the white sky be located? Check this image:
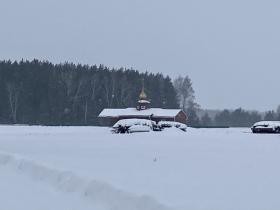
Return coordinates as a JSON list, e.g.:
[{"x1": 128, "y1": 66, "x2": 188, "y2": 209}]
[{"x1": 1, "y1": 0, "x2": 280, "y2": 111}]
